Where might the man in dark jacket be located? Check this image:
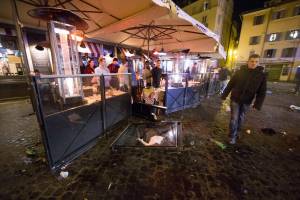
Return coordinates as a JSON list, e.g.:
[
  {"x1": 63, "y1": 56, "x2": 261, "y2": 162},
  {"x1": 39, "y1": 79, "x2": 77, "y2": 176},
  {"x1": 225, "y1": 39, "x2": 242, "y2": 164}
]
[
  {"x1": 108, "y1": 58, "x2": 120, "y2": 89},
  {"x1": 221, "y1": 54, "x2": 267, "y2": 144},
  {"x1": 152, "y1": 60, "x2": 162, "y2": 88}
]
